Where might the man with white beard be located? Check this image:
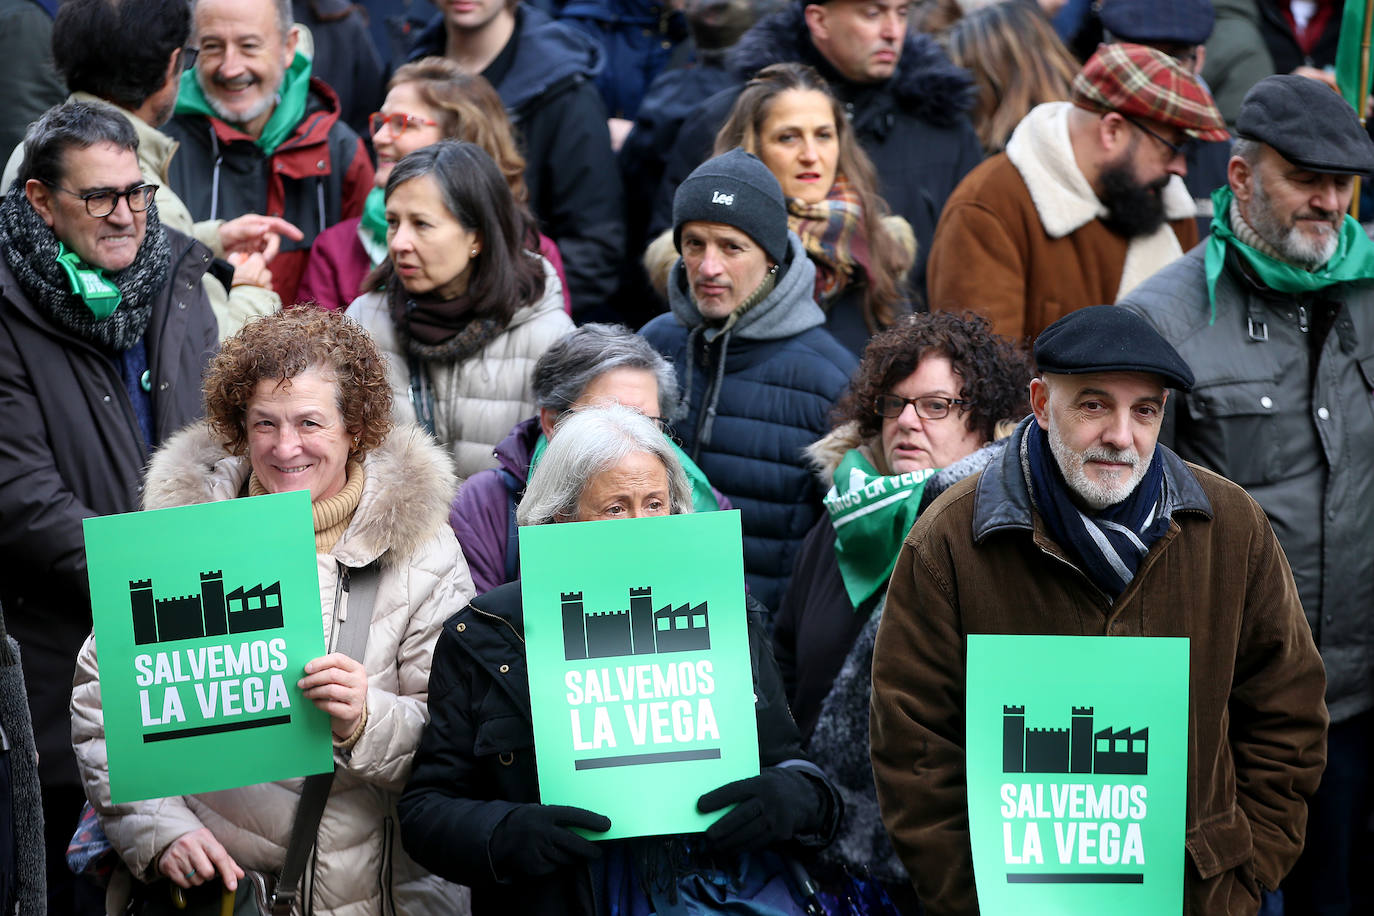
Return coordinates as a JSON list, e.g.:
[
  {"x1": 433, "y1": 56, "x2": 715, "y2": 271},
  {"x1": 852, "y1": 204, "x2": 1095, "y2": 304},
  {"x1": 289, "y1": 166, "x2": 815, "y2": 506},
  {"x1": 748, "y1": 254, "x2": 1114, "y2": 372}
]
[
  {"x1": 870, "y1": 305, "x2": 1327, "y2": 914},
  {"x1": 1119, "y1": 74, "x2": 1374, "y2": 915}
]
